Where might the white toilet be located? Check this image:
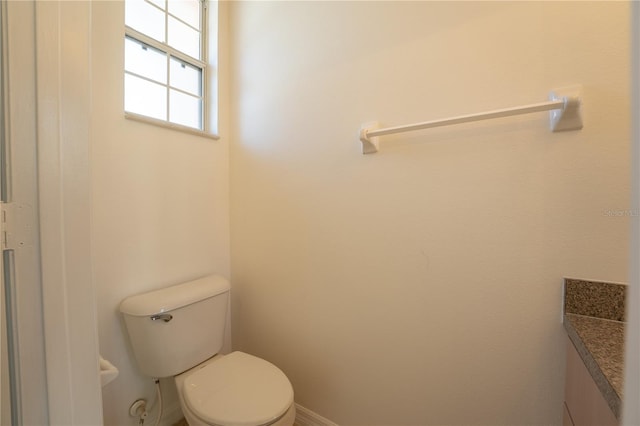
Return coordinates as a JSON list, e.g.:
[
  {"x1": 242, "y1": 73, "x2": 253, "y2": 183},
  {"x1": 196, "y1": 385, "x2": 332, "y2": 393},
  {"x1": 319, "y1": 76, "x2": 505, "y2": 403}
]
[{"x1": 120, "y1": 275, "x2": 296, "y2": 426}]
